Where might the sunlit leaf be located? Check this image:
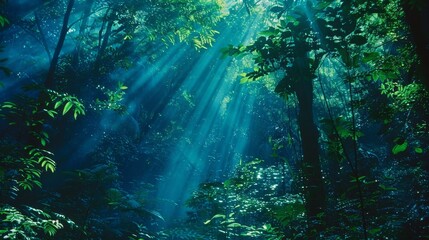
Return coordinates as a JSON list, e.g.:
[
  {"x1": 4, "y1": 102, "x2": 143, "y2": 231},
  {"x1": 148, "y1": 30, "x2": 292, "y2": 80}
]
[
  {"x1": 315, "y1": 1, "x2": 331, "y2": 10},
  {"x1": 259, "y1": 28, "x2": 279, "y2": 37},
  {"x1": 204, "y1": 214, "x2": 226, "y2": 224},
  {"x1": 46, "y1": 110, "x2": 57, "y2": 118},
  {"x1": 414, "y1": 147, "x2": 423, "y2": 154},
  {"x1": 41, "y1": 138, "x2": 46, "y2": 146},
  {"x1": 62, "y1": 102, "x2": 73, "y2": 115},
  {"x1": 54, "y1": 101, "x2": 63, "y2": 109},
  {"x1": 392, "y1": 141, "x2": 408, "y2": 155},
  {"x1": 227, "y1": 223, "x2": 242, "y2": 228}
]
